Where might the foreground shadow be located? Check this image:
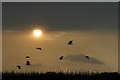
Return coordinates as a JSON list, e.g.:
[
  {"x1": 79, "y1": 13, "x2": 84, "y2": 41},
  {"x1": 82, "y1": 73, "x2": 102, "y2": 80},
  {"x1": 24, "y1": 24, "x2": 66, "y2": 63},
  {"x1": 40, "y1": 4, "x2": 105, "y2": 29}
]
[{"x1": 2, "y1": 71, "x2": 120, "y2": 80}]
